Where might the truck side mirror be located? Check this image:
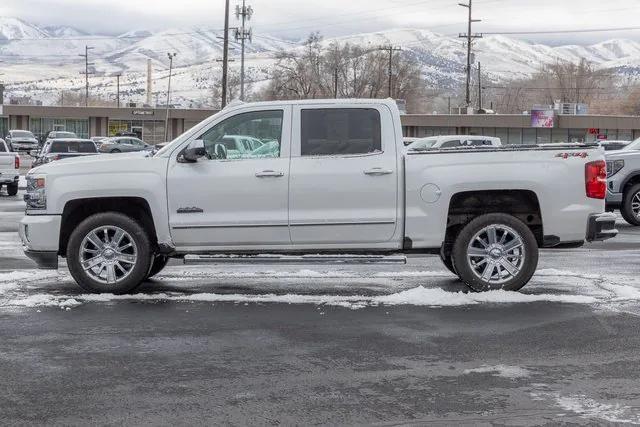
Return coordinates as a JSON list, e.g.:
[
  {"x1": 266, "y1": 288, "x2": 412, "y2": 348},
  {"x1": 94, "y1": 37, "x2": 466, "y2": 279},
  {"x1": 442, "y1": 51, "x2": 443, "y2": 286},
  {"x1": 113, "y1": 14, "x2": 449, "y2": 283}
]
[
  {"x1": 29, "y1": 150, "x2": 40, "y2": 157},
  {"x1": 180, "y1": 140, "x2": 206, "y2": 163}
]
